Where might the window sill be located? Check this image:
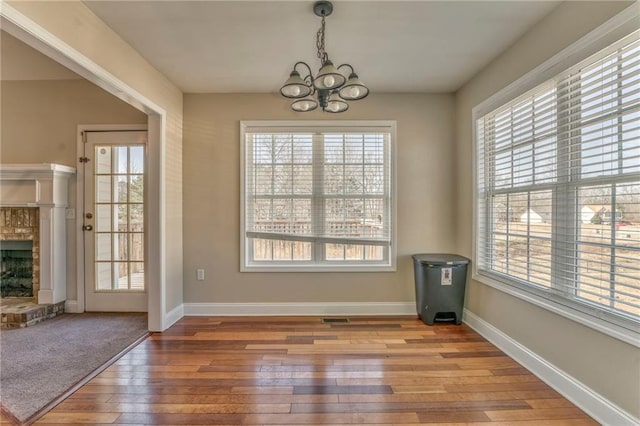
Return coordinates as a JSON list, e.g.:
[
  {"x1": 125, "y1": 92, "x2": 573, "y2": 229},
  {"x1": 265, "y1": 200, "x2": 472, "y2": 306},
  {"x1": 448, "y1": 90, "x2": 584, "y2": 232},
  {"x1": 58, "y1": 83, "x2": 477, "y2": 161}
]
[
  {"x1": 241, "y1": 263, "x2": 397, "y2": 273},
  {"x1": 472, "y1": 271, "x2": 640, "y2": 348}
]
